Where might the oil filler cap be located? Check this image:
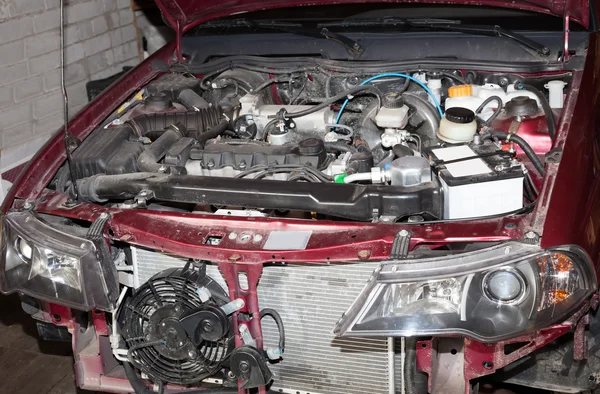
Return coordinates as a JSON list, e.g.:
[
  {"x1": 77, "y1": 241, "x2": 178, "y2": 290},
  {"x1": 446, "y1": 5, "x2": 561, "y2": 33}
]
[{"x1": 445, "y1": 107, "x2": 475, "y2": 124}]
